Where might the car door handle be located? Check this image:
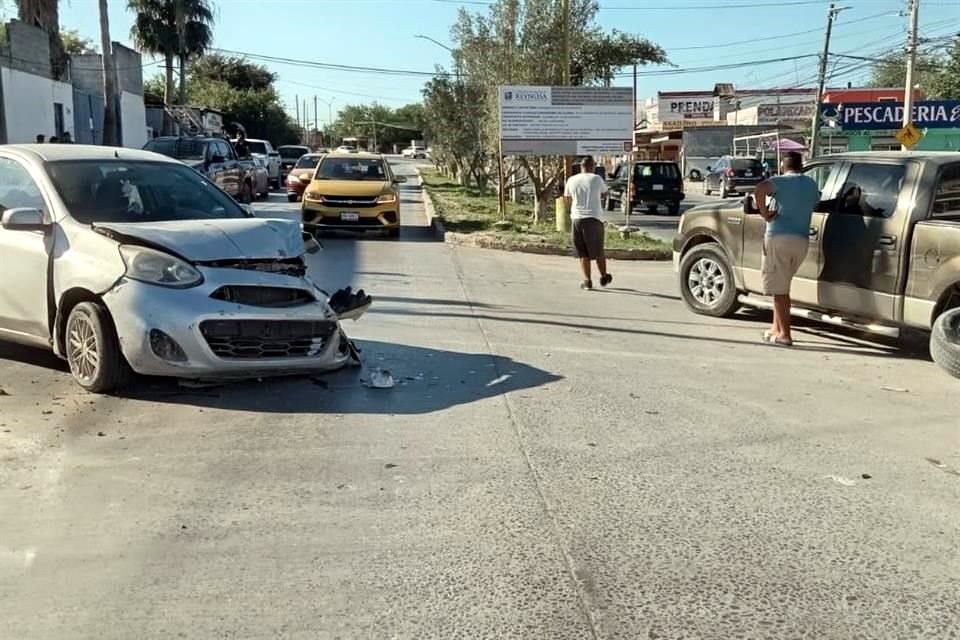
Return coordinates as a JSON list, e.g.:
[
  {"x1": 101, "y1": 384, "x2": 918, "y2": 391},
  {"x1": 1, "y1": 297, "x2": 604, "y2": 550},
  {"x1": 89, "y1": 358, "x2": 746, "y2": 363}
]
[
  {"x1": 809, "y1": 226, "x2": 818, "y2": 238},
  {"x1": 879, "y1": 234, "x2": 897, "y2": 247},
  {"x1": 726, "y1": 217, "x2": 742, "y2": 225}
]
